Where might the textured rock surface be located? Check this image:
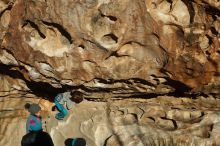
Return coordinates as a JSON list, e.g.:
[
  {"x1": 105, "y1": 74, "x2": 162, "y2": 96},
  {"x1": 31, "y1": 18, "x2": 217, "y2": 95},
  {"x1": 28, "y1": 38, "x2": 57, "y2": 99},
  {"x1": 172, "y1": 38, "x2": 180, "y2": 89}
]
[
  {"x1": 0, "y1": 0, "x2": 219, "y2": 95},
  {"x1": 0, "y1": 0, "x2": 220, "y2": 146}
]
